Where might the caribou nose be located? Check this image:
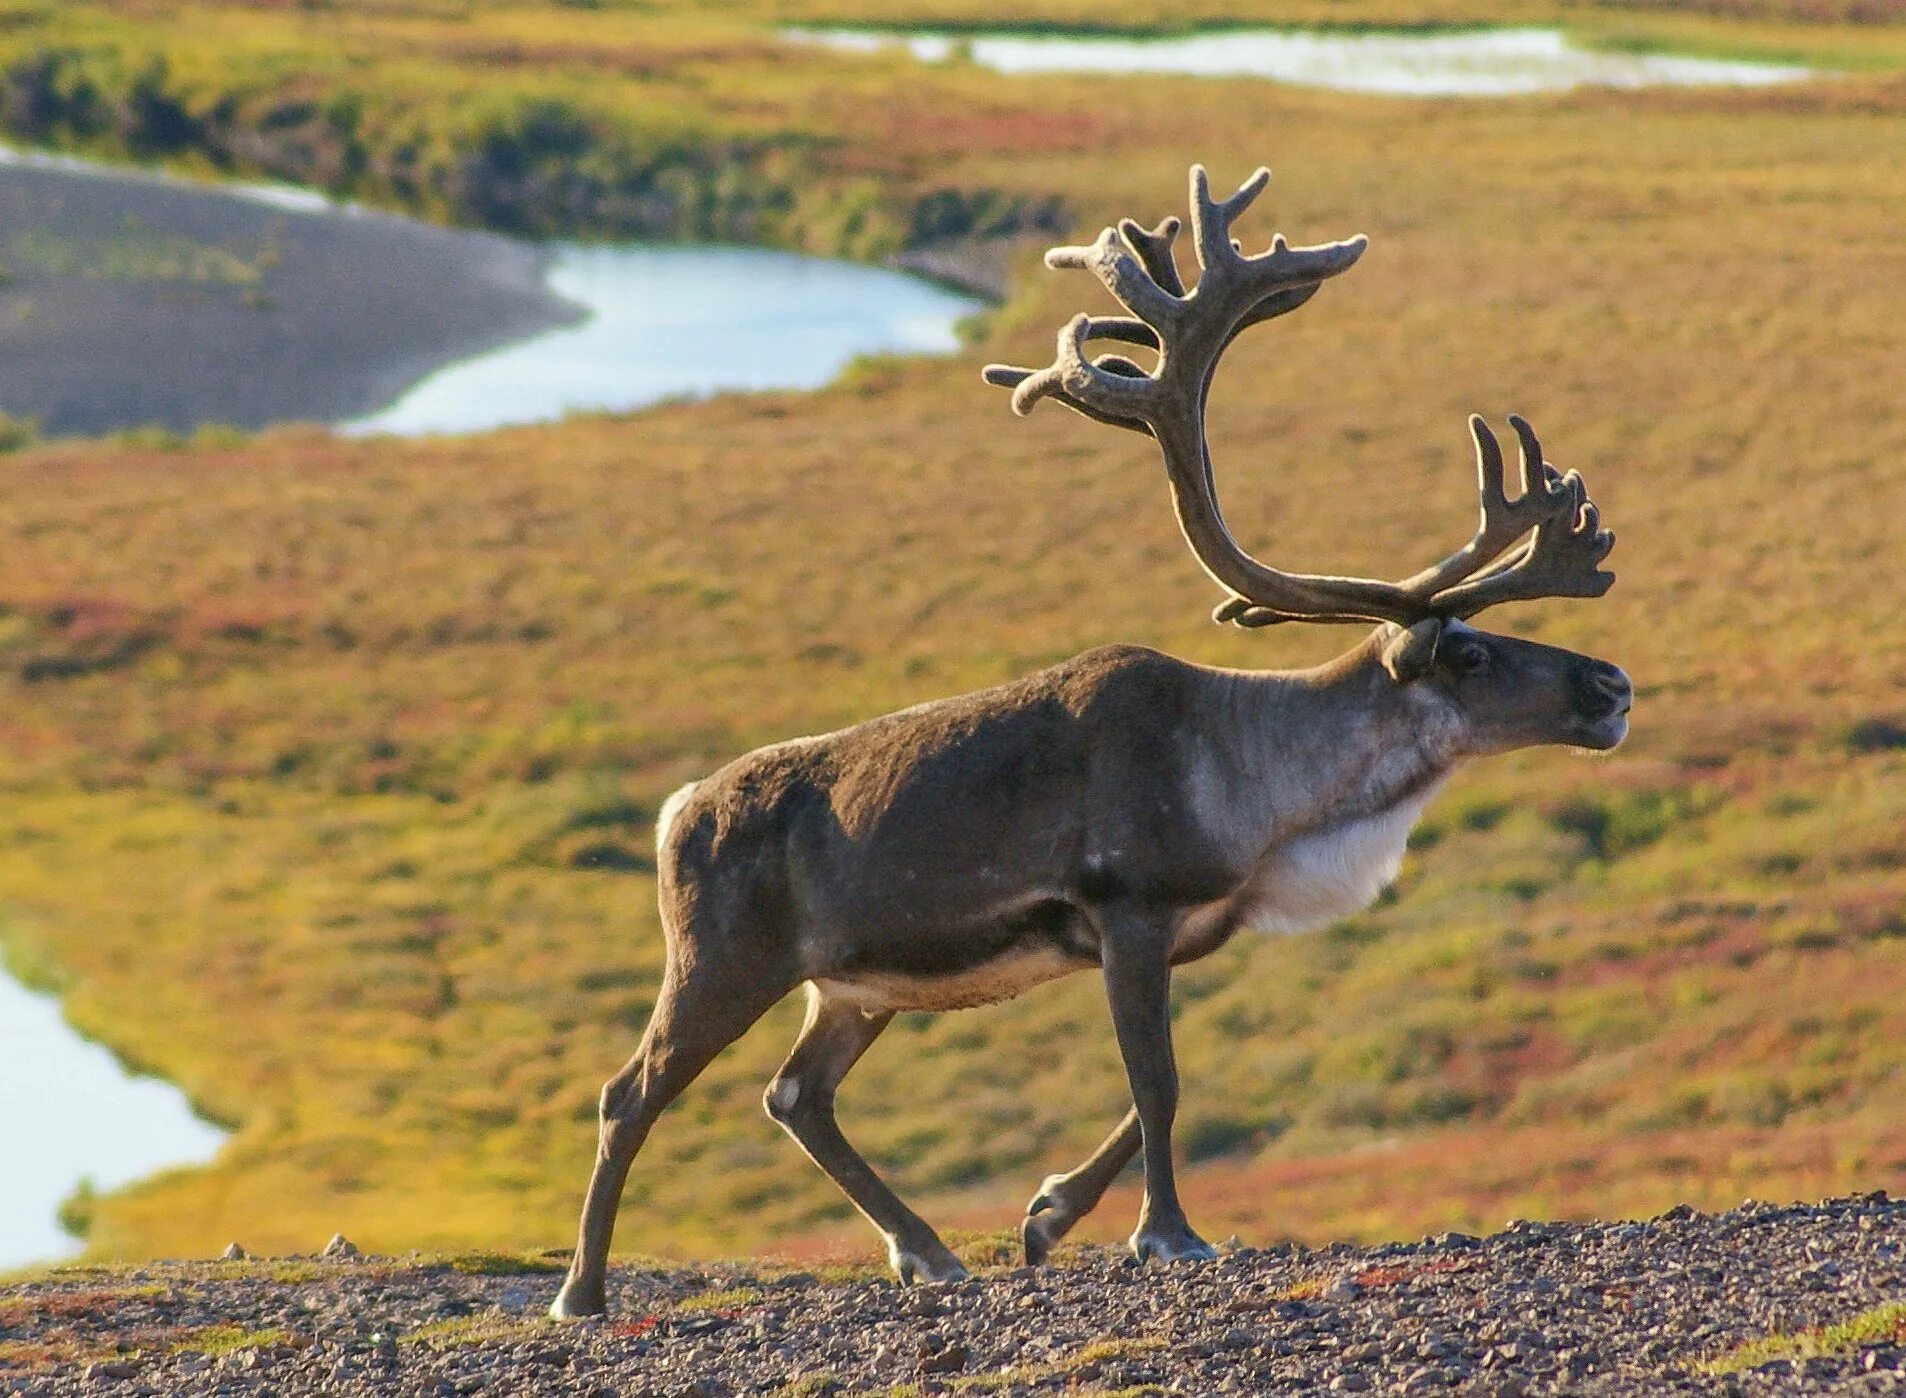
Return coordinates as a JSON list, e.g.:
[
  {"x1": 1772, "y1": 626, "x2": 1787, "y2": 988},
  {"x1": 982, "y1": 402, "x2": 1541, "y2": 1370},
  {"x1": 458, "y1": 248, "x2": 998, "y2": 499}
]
[{"x1": 1579, "y1": 663, "x2": 1633, "y2": 721}]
